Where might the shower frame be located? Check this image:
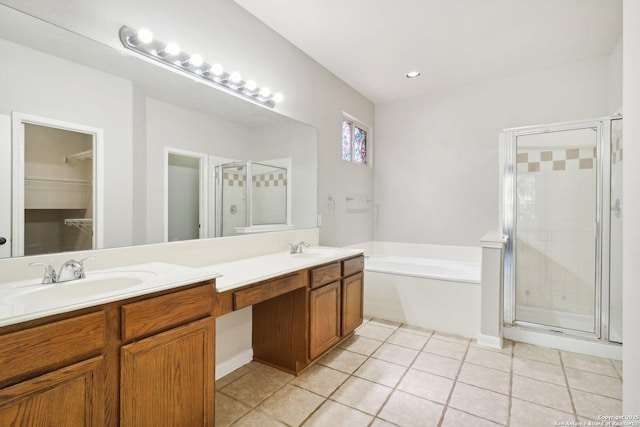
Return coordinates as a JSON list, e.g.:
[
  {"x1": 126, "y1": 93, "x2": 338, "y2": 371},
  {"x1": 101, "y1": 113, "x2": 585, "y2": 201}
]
[{"x1": 500, "y1": 116, "x2": 618, "y2": 341}]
